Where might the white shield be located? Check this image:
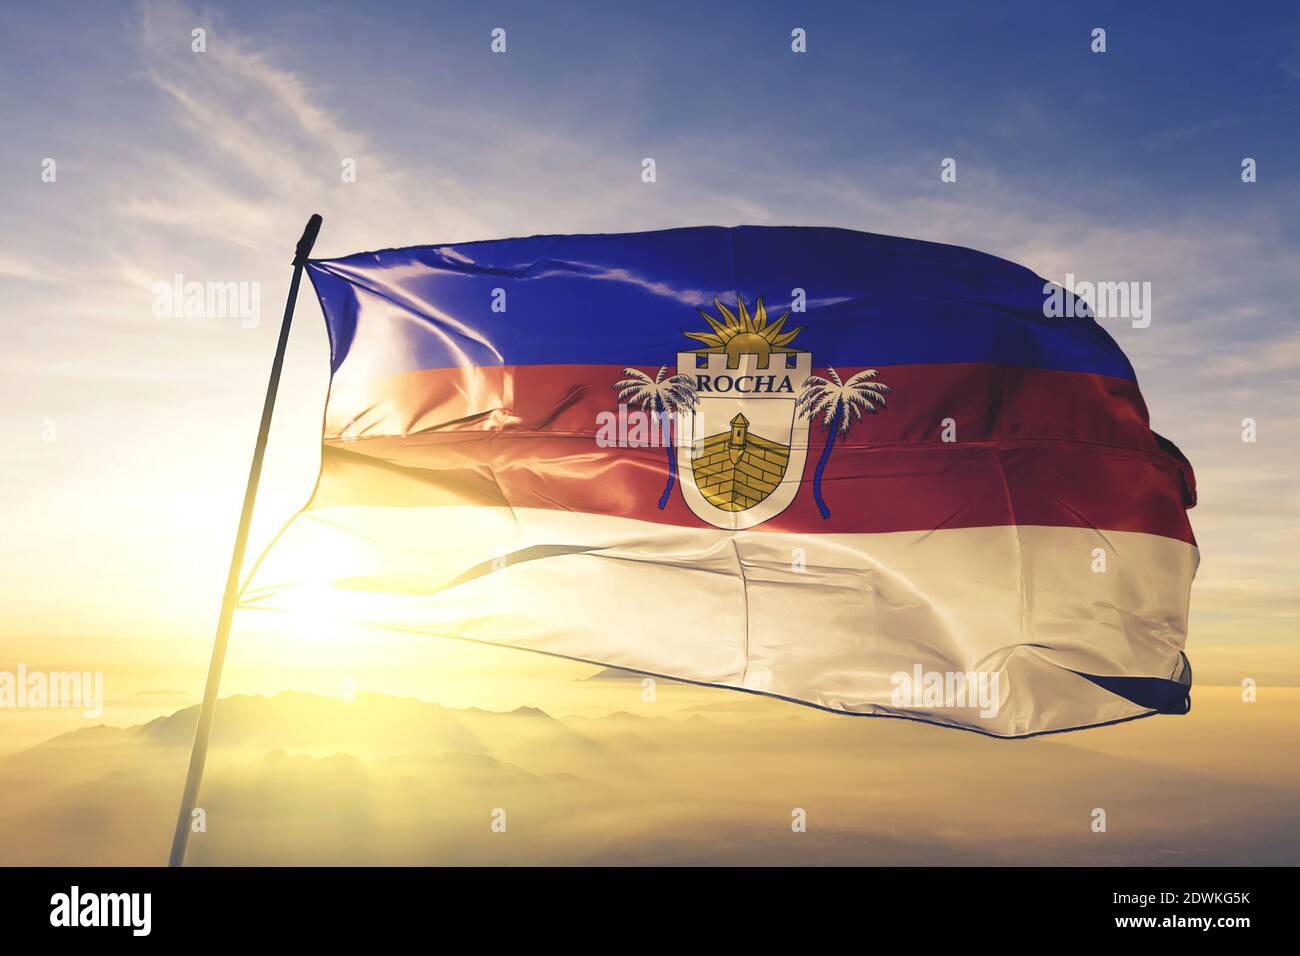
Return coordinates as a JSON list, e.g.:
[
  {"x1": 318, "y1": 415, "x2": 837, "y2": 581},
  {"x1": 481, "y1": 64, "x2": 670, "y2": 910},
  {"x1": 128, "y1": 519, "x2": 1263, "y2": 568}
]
[{"x1": 674, "y1": 350, "x2": 812, "y2": 530}]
